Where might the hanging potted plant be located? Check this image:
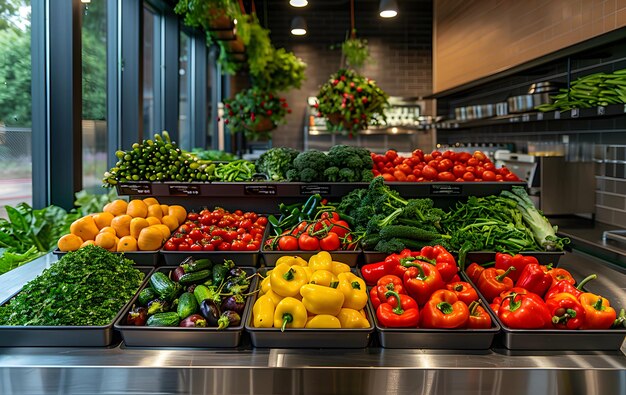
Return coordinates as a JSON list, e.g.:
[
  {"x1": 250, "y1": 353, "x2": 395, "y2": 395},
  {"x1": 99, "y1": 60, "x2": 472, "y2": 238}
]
[{"x1": 222, "y1": 87, "x2": 291, "y2": 140}]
